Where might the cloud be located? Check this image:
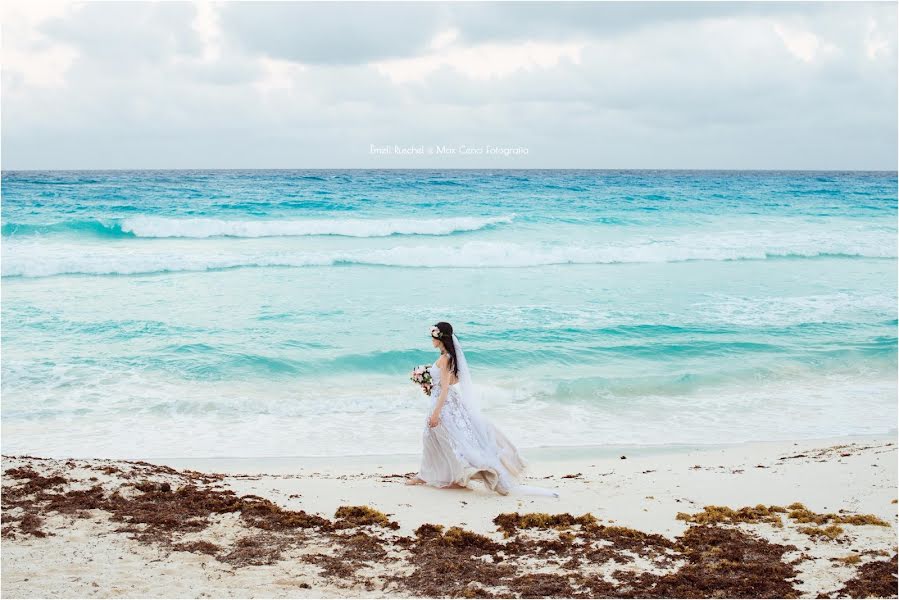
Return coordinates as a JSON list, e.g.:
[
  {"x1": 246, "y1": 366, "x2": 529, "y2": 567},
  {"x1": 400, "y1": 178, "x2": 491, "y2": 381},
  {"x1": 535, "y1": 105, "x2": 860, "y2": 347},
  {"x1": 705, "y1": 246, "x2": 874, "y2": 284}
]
[
  {"x1": 773, "y1": 22, "x2": 838, "y2": 63},
  {"x1": 865, "y1": 16, "x2": 892, "y2": 60},
  {"x1": 1, "y1": 0, "x2": 80, "y2": 88},
  {"x1": 0, "y1": 0, "x2": 895, "y2": 169},
  {"x1": 373, "y1": 37, "x2": 585, "y2": 83},
  {"x1": 218, "y1": 1, "x2": 448, "y2": 65}
]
